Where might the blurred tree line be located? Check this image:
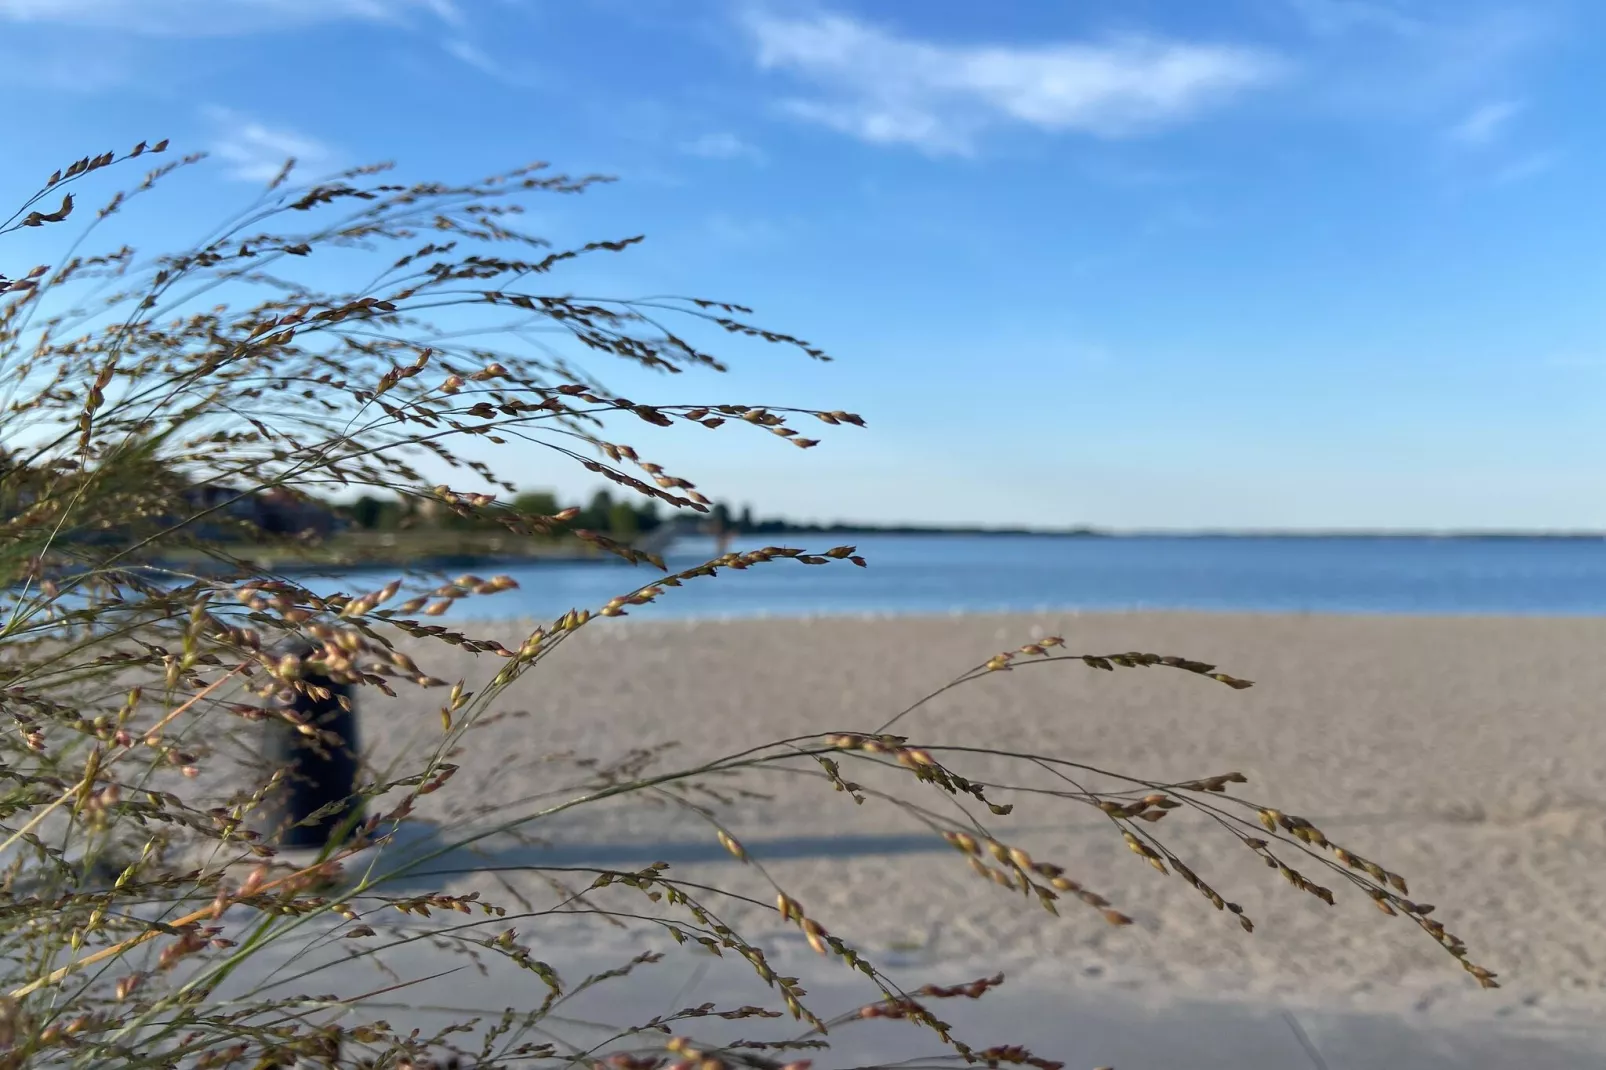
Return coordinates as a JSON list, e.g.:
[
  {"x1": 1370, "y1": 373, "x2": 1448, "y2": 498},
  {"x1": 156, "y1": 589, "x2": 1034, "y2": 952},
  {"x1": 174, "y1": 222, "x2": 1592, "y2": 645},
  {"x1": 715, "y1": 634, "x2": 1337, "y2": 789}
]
[{"x1": 341, "y1": 489, "x2": 758, "y2": 542}]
